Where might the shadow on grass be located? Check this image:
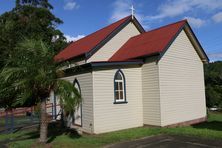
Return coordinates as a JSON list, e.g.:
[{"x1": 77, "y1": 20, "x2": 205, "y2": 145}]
[
  {"x1": 1, "y1": 122, "x2": 81, "y2": 146},
  {"x1": 192, "y1": 121, "x2": 222, "y2": 131},
  {"x1": 46, "y1": 122, "x2": 81, "y2": 143}
]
